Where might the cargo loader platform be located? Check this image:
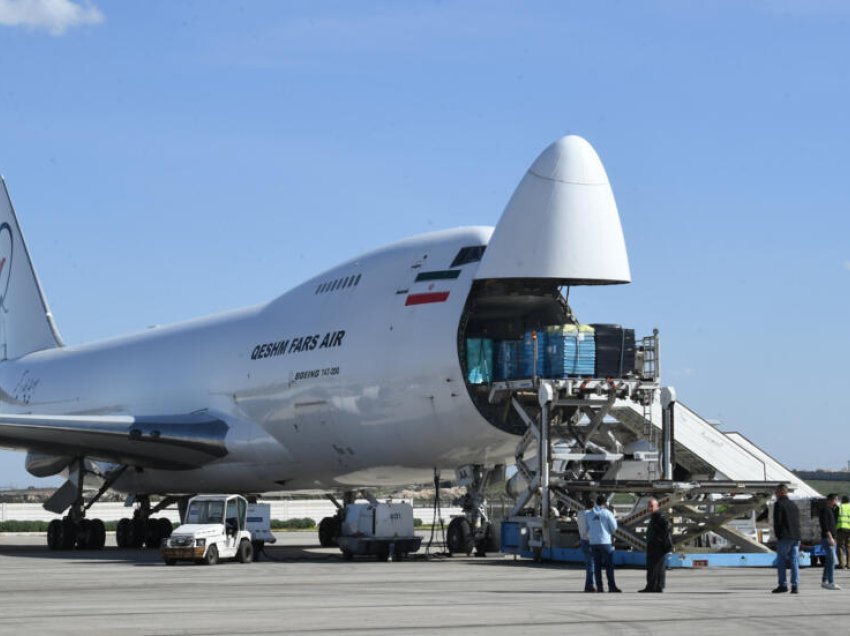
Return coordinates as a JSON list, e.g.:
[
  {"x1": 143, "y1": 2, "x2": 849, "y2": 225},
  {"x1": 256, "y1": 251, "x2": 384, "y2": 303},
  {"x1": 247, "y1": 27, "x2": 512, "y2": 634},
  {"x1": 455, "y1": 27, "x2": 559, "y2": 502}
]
[
  {"x1": 488, "y1": 331, "x2": 814, "y2": 567},
  {"x1": 500, "y1": 480, "x2": 810, "y2": 568}
]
